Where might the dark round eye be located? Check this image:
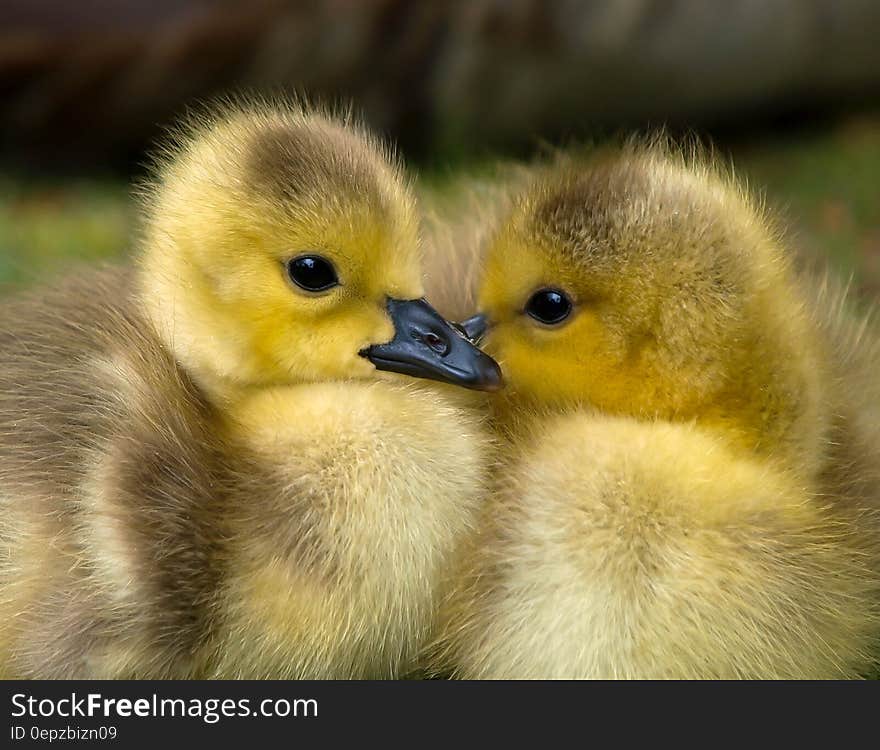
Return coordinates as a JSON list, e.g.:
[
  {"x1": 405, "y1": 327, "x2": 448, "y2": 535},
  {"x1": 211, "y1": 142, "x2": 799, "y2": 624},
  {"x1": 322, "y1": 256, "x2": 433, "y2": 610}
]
[
  {"x1": 286, "y1": 255, "x2": 339, "y2": 292},
  {"x1": 525, "y1": 288, "x2": 572, "y2": 325}
]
